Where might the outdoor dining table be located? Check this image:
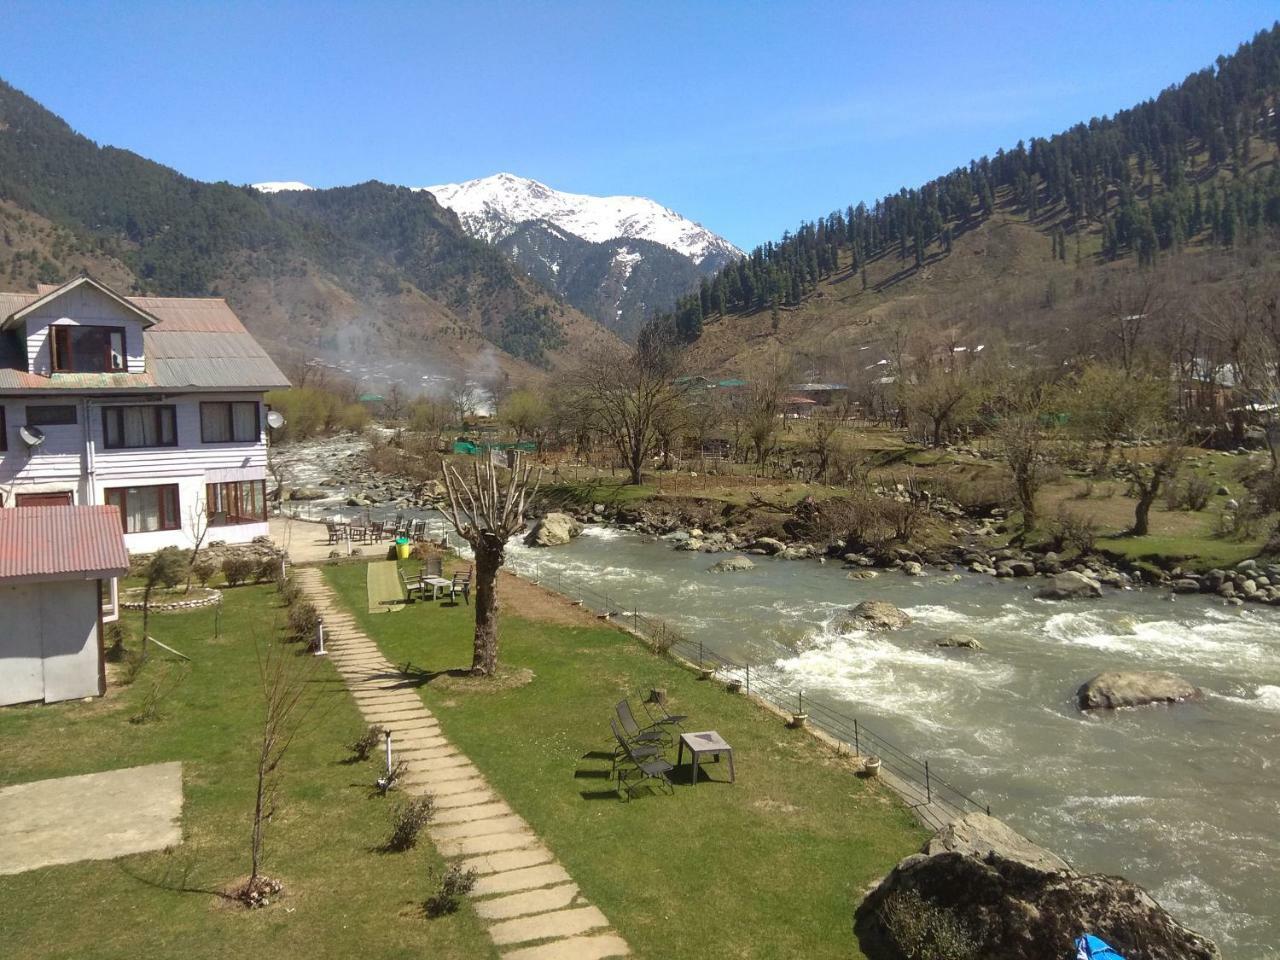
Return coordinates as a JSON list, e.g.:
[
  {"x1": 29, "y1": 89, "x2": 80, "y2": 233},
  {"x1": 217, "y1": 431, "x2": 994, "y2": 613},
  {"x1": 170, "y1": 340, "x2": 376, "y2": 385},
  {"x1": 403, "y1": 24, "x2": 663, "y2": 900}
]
[
  {"x1": 421, "y1": 575, "x2": 453, "y2": 600},
  {"x1": 677, "y1": 730, "x2": 735, "y2": 786}
]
